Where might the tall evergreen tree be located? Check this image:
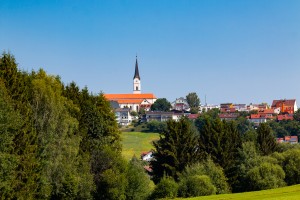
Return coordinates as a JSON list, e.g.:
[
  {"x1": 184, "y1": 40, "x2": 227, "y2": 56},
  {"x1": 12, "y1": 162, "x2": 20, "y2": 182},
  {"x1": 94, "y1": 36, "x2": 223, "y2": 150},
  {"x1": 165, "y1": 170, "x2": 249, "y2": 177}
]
[
  {"x1": 0, "y1": 52, "x2": 39, "y2": 199},
  {"x1": 197, "y1": 117, "x2": 241, "y2": 189},
  {"x1": 257, "y1": 123, "x2": 277, "y2": 156},
  {"x1": 151, "y1": 117, "x2": 200, "y2": 183},
  {"x1": 0, "y1": 80, "x2": 21, "y2": 199}
]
